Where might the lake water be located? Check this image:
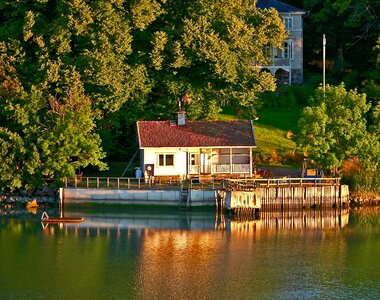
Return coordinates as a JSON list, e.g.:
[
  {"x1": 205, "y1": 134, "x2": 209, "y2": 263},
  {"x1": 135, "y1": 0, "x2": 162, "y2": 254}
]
[{"x1": 1, "y1": 206, "x2": 379, "y2": 300}]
